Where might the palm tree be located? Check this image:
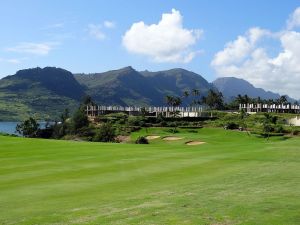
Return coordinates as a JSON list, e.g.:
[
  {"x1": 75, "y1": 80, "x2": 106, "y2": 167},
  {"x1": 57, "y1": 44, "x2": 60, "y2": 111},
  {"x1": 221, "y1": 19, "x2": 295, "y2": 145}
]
[
  {"x1": 277, "y1": 95, "x2": 288, "y2": 105},
  {"x1": 165, "y1": 95, "x2": 182, "y2": 133},
  {"x1": 182, "y1": 90, "x2": 189, "y2": 98},
  {"x1": 244, "y1": 95, "x2": 250, "y2": 104},
  {"x1": 192, "y1": 89, "x2": 200, "y2": 96},
  {"x1": 202, "y1": 89, "x2": 224, "y2": 110}
]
